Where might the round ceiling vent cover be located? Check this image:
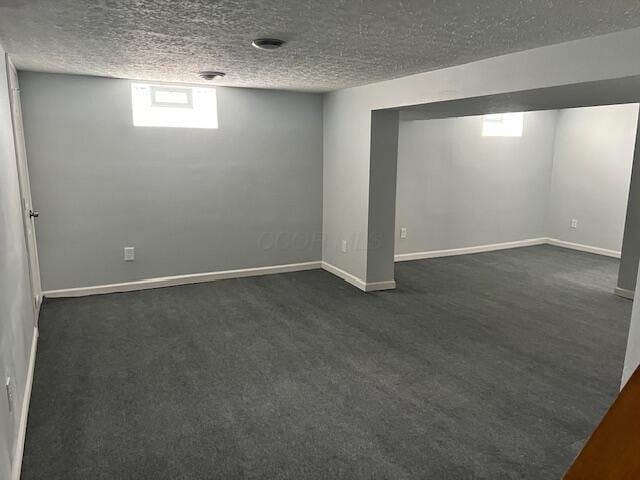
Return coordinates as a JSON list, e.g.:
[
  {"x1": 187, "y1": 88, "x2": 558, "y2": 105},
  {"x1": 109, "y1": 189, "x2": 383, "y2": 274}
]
[
  {"x1": 252, "y1": 38, "x2": 285, "y2": 50},
  {"x1": 198, "y1": 71, "x2": 226, "y2": 80}
]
